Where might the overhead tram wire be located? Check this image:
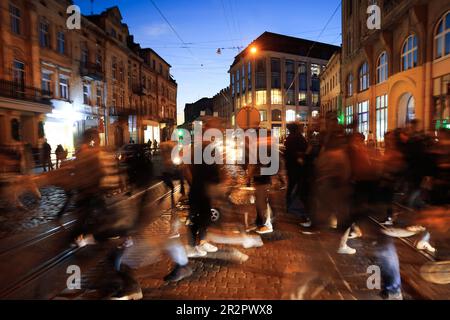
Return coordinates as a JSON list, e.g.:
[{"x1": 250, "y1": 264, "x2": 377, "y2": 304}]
[
  {"x1": 149, "y1": 0, "x2": 201, "y2": 65},
  {"x1": 285, "y1": 0, "x2": 342, "y2": 94}
]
